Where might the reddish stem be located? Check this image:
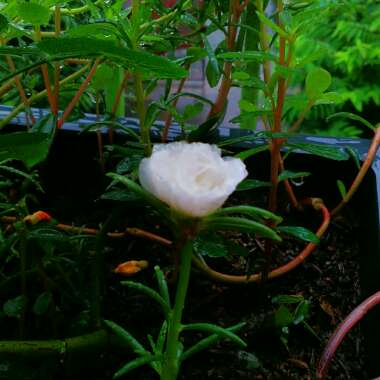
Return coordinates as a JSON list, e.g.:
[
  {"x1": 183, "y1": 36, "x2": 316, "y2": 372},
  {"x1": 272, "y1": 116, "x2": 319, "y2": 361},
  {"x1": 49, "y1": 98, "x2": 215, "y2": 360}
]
[
  {"x1": 193, "y1": 198, "x2": 330, "y2": 283},
  {"x1": 317, "y1": 291, "x2": 380, "y2": 379},
  {"x1": 161, "y1": 74, "x2": 187, "y2": 142},
  {"x1": 207, "y1": 0, "x2": 248, "y2": 118},
  {"x1": 41, "y1": 64, "x2": 58, "y2": 115},
  {"x1": 332, "y1": 127, "x2": 380, "y2": 216},
  {"x1": 0, "y1": 215, "x2": 172, "y2": 246},
  {"x1": 57, "y1": 58, "x2": 101, "y2": 129},
  {"x1": 5, "y1": 56, "x2": 36, "y2": 125}
]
